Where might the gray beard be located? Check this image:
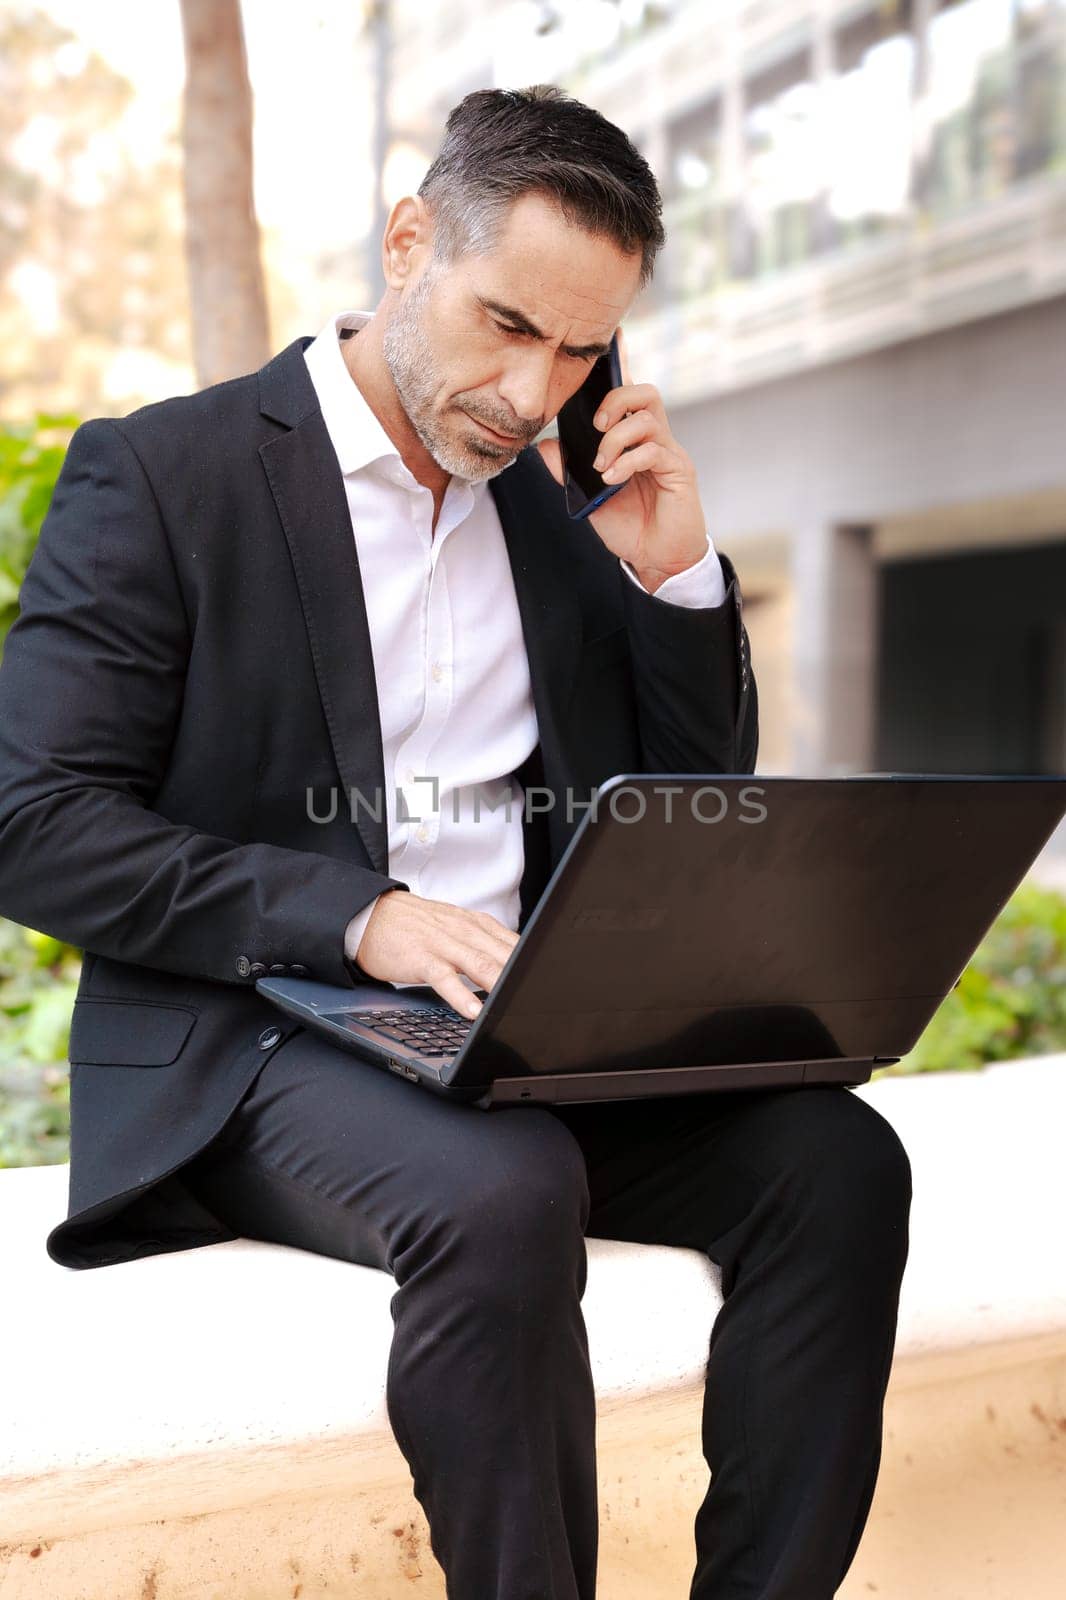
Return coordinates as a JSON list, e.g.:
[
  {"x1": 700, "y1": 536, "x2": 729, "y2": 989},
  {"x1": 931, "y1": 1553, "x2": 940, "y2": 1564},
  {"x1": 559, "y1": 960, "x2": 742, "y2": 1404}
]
[{"x1": 381, "y1": 274, "x2": 524, "y2": 483}]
